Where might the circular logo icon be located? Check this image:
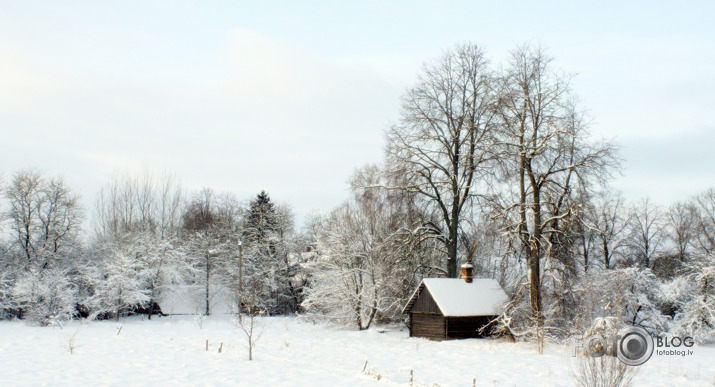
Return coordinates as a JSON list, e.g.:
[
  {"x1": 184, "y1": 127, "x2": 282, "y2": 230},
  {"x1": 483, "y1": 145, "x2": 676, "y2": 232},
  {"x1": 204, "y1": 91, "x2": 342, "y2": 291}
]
[{"x1": 616, "y1": 326, "x2": 654, "y2": 366}]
